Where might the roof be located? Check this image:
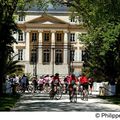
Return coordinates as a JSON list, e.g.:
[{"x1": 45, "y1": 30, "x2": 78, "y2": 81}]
[
  {"x1": 25, "y1": 13, "x2": 69, "y2": 24},
  {"x1": 19, "y1": 3, "x2": 69, "y2": 14},
  {"x1": 28, "y1": 4, "x2": 68, "y2": 12}
]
